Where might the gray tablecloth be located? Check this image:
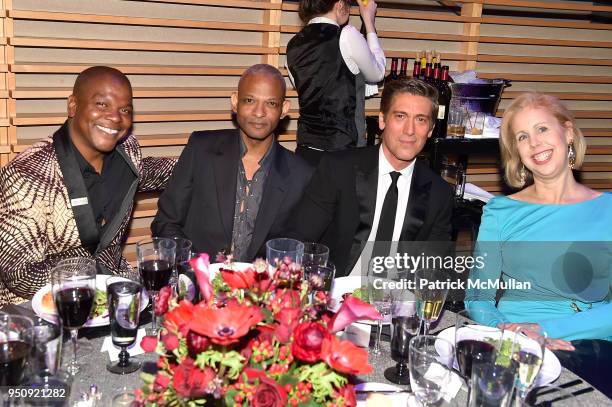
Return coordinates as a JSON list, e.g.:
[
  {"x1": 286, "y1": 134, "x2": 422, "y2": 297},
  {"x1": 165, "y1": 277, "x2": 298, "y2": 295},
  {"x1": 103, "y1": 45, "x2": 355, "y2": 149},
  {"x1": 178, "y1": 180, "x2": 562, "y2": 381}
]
[{"x1": 3, "y1": 303, "x2": 611, "y2": 406}]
